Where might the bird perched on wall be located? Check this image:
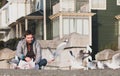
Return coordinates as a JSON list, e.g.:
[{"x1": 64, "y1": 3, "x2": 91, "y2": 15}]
[
  {"x1": 105, "y1": 53, "x2": 120, "y2": 69},
  {"x1": 69, "y1": 49, "x2": 97, "y2": 70},
  {"x1": 69, "y1": 50, "x2": 85, "y2": 69},
  {"x1": 83, "y1": 55, "x2": 97, "y2": 70},
  {"x1": 97, "y1": 61, "x2": 105, "y2": 69}
]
